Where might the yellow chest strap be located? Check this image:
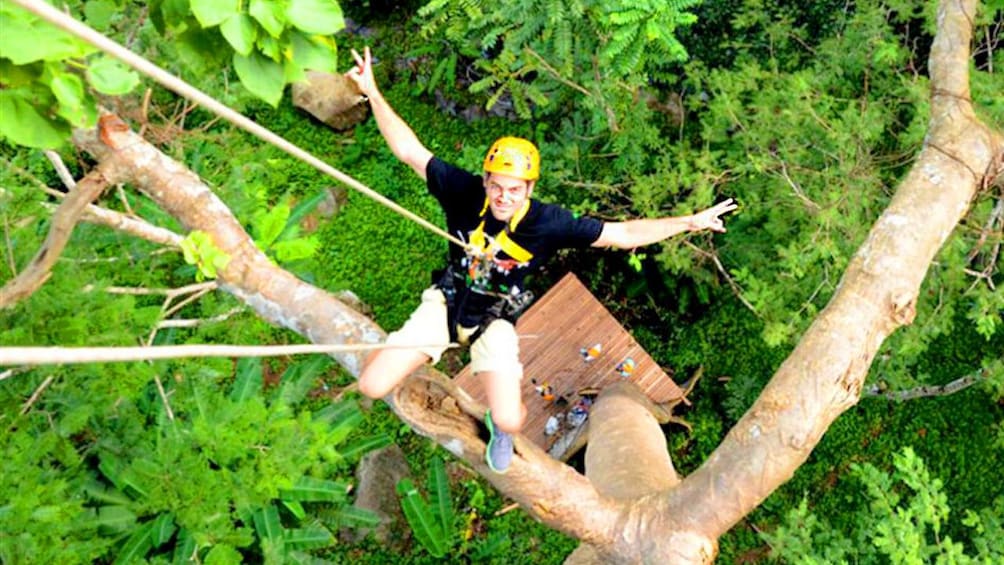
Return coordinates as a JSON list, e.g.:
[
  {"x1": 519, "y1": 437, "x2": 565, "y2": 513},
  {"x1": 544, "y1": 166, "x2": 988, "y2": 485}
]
[{"x1": 469, "y1": 198, "x2": 533, "y2": 264}]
